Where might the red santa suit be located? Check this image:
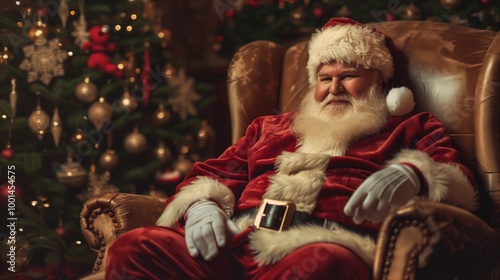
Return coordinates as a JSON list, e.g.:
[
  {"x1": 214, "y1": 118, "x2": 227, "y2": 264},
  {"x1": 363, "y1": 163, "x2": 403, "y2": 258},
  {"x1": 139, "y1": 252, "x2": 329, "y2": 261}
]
[
  {"x1": 106, "y1": 110, "x2": 478, "y2": 279},
  {"x1": 105, "y1": 18, "x2": 478, "y2": 279}
]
